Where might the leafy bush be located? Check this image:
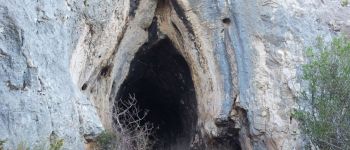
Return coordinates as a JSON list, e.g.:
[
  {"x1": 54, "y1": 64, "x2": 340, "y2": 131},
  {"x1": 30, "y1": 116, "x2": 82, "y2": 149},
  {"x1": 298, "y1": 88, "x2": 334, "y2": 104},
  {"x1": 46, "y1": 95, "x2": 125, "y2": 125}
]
[
  {"x1": 49, "y1": 138, "x2": 64, "y2": 150},
  {"x1": 96, "y1": 131, "x2": 117, "y2": 150},
  {"x1": 294, "y1": 36, "x2": 350, "y2": 149},
  {"x1": 341, "y1": 0, "x2": 349, "y2": 6},
  {"x1": 0, "y1": 140, "x2": 5, "y2": 150}
]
